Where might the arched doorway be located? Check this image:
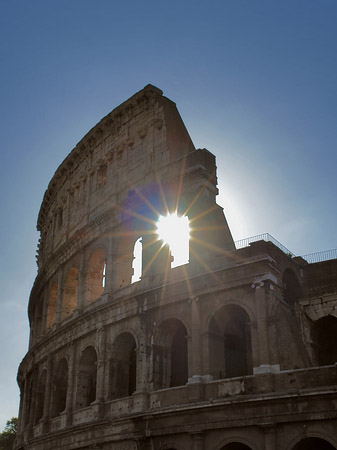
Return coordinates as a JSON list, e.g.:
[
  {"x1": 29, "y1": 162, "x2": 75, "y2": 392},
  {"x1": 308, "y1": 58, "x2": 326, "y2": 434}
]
[
  {"x1": 293, "y1": 437, "x2": 336, "y2": 450},
  {"x1": 209, "y1": 304, "x2": 252, "y2": 379},
  {"x1": 51, "y1": 359, "x2": 68, "y2": 417},
  {"x1": 154, "y1": 318, "x2": 188, "y2": 389},
  {"x1": 76, "y1": 346, "x2": 97, "y2": 409},
  {"x1": 34, "y1": 369, "x2": 47, "y2": 424},
  {"x1": 313, "y1": 315, "x2": 337, "y2": 365},
  {"x1": 220, "y1": 444, "x2": 253, "y2": 450},
  {"x1": 110, "y1": 332, "x2": 137, "y2": 399},
  {"x1": 282, "y1": 268, "x2": 301, "y2": 306}
]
